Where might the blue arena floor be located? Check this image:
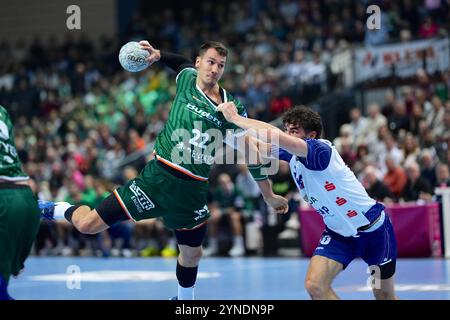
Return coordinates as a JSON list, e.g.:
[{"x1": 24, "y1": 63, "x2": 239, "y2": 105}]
[{"x1": 8, "y1": 257, "x2": 450, "y2": 300}]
